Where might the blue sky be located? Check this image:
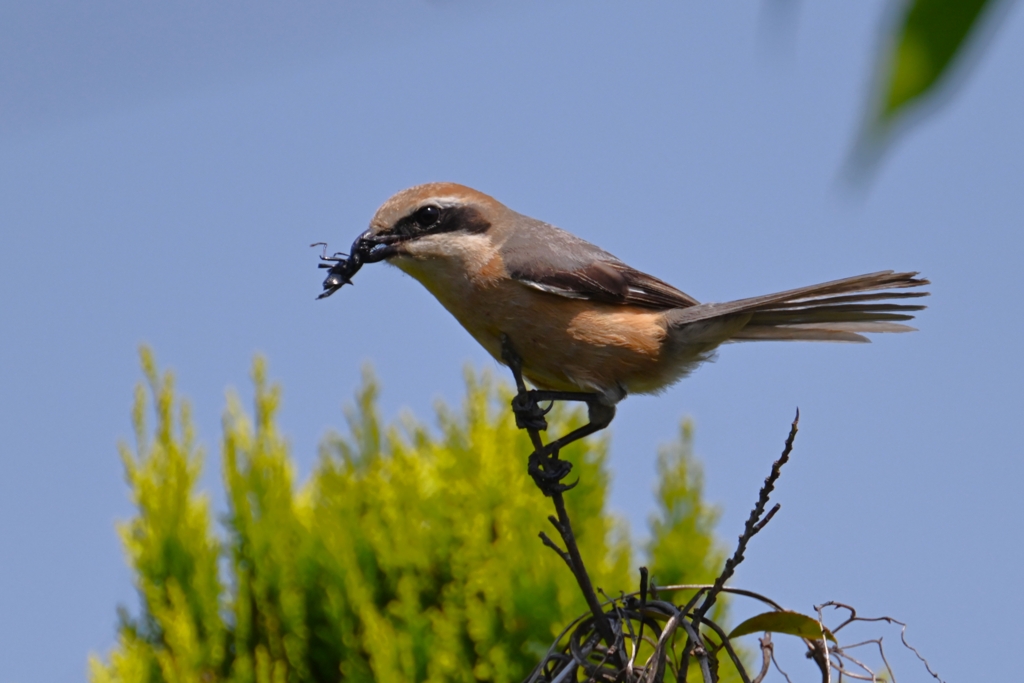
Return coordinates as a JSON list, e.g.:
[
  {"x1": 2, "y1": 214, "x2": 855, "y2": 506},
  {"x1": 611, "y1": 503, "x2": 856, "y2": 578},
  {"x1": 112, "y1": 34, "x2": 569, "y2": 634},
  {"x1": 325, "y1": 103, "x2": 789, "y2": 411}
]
[{"x1": 1, "y1": 2, "x2": 1021, "y2": 680}]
